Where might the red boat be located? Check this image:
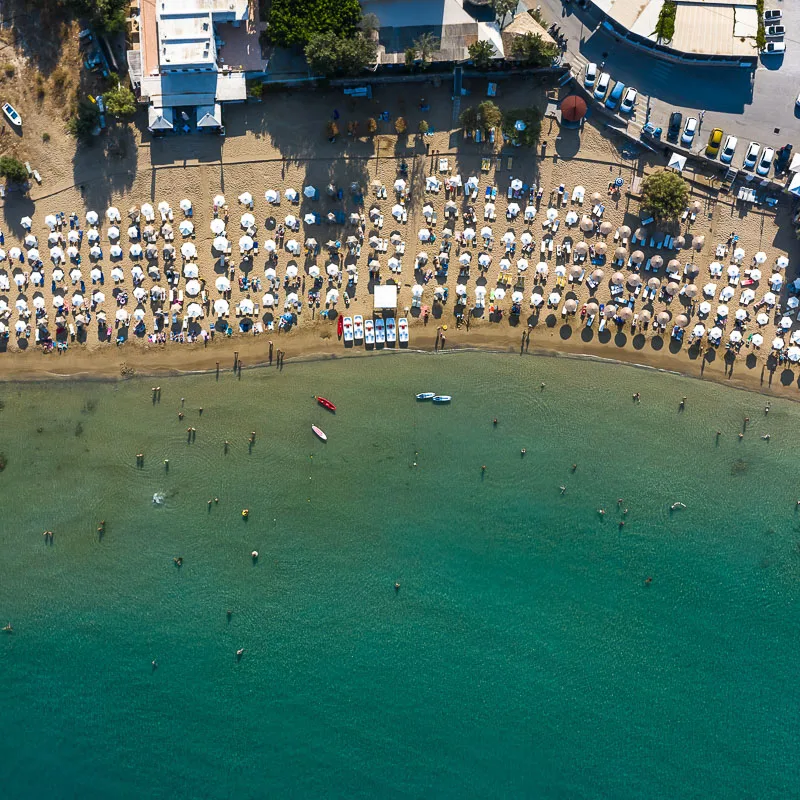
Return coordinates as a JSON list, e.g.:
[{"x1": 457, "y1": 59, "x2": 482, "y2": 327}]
[
  {"x1": 337, "y1": 315, "x2": 344, "y2": 338},
  {"x1": 315, "y1": 395, "x2": 336, "y2": 412}
]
